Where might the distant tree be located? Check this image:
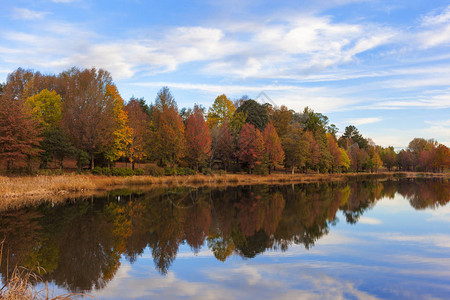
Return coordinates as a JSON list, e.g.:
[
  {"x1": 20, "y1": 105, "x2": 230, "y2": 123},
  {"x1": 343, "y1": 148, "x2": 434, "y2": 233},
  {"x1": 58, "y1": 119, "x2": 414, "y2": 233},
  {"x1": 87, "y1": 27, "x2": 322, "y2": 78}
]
[
  {"x1": 61, "y1": 68, "x2": 115, "y2": 170},
  {"x1": 235, "y1": 99, "x2": 268, "y2": 131},
  {"x1": 263, "y1": 123, "x2": 285, "y2": 174},
  {"x1": 238, "y1": 123, "x2": 264, "y2": 173},
  {"x1": 125, "y1": 99, "x2": 150, "y2": 169},
  {"x1": 207, "y1": 94, "x2": 235, "y2": 128},
  {"x1": 185, "y1": 106, "x2": 212, "y2": 170},
  {"x1": 25, "y1": 89, "x2": 62, "y2": 129}
]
